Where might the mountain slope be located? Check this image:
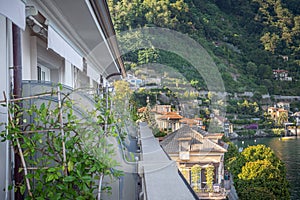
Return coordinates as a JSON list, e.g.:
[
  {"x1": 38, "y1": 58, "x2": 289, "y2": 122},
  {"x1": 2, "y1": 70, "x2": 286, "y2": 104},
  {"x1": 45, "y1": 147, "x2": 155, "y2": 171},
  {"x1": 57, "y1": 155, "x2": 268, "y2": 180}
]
[{"x1": 108, "y1": 0, "x2": 300, "y2": 95}]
